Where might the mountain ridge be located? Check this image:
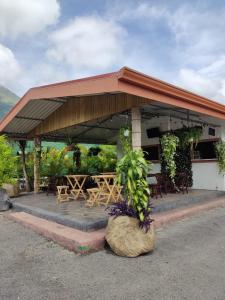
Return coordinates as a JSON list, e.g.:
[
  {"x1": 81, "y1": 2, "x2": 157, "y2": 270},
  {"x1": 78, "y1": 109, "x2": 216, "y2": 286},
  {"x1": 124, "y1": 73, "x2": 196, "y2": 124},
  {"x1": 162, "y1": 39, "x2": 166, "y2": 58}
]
[{"x1": 0, "y1": 86, "x2": 19, "y2": 120}]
